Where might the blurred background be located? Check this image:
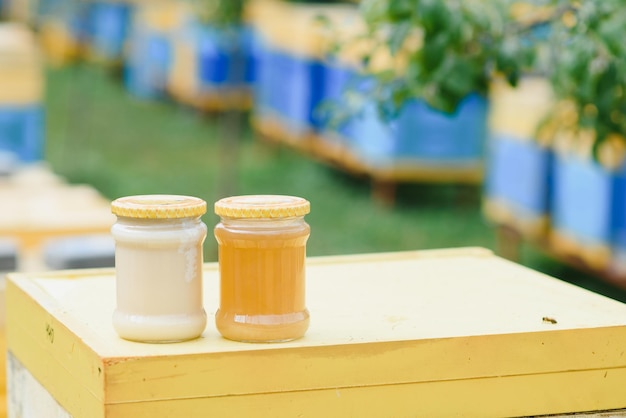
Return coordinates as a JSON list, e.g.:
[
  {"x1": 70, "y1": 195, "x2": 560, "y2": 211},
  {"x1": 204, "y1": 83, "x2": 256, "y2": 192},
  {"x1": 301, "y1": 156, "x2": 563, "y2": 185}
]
[
  {"x1": 0, "y1": 0, "x2": 625, "y2": 305},
  {"x1": 0, "y1": 1, "x2": 624, "y2": 412}
]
